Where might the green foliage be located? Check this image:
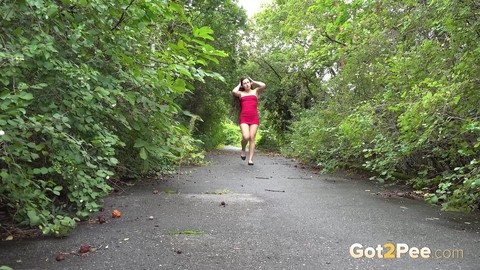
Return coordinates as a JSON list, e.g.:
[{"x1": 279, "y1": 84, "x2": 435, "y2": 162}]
[
  {"x1": 222, "y1": 120, "x2": 242, "y2": 147},
  {"x1": 252, "y1": 0, "x2": 480, "y2": 211},
  {"x1": 1, "y1": 0, "x2": 226, "y2": 235},
  {"x1": 187, "y1": 94, "x2": 229, "y2": 150},
  {"x1": 425, "y1": 159, "x2": 480, "y2": 212},
  {"x1": 178, "y1": 0, "x2": 247, "y2": 150},
  {"x1": 283, "y1": 106, "x2": 346, "y2": 172},
  {"x1": 256, "y1": 125, "x2": 281, "y2": 152},
  {"x1": 169, "y1": 230, "x2": 205, "y2": 236},
  {"x1": 41, "y1": 215, "x2": 78, "y2": 237}
]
